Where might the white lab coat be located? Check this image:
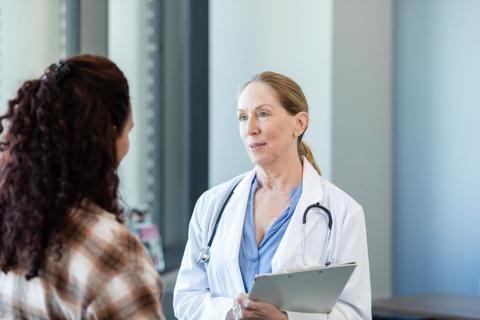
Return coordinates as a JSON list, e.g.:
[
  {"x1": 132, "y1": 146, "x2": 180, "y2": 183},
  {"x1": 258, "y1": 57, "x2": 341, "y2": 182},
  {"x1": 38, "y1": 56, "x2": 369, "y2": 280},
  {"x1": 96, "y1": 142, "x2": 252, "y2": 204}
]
[{"x1": 174, "y1": 160, "x2": 371, "y2": 319}]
